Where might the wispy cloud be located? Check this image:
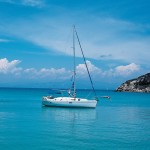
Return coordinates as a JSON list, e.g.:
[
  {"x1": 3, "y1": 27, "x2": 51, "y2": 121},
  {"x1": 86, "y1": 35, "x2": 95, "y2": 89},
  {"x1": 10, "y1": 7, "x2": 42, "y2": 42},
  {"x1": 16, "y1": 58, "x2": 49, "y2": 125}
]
[
  {"x1": 0, "y1": 0, "x2": 14, "y2": 3},
  {"x1": 0, "y1": 39, "x2": 11, "y2": 42},
  {"x1": 0, "y1": 0, "x2": 45, "y2": 7},
  {"x1": 1, "y1": 13, "x2": 150, "y2": 65},
  {"x1": 0, "y1": 1, "x2": 150, "y2": 67},
  {"x1": 21, "y1": 0, "x2": 45, "y2": 7}
]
